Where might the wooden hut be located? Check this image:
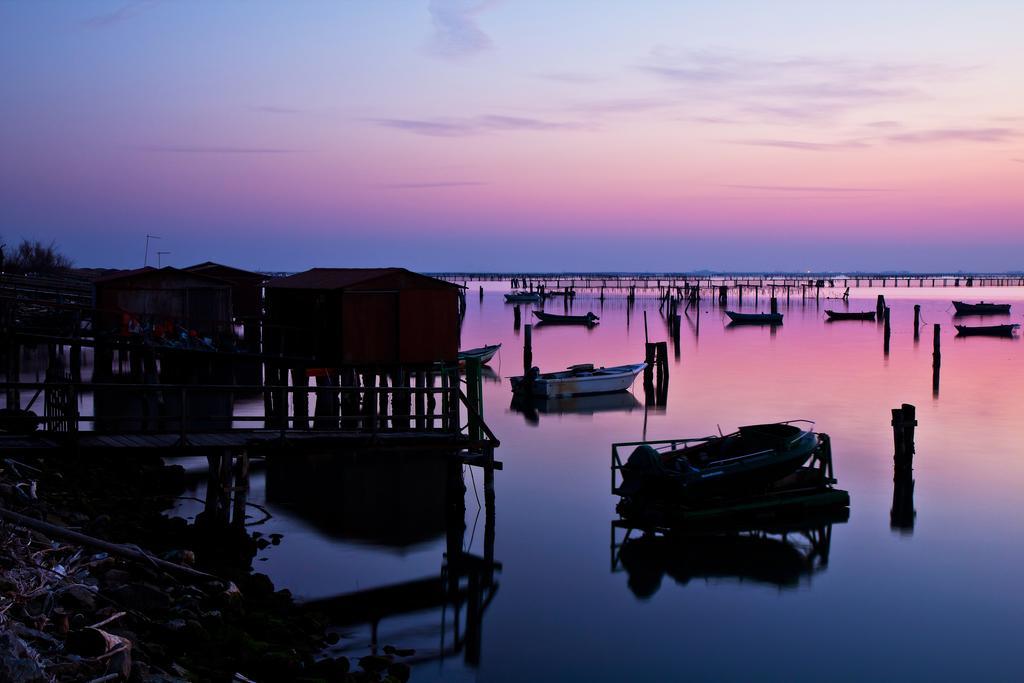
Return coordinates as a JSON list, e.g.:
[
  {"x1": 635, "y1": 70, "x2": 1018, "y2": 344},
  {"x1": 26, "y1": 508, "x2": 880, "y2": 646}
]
[
  {"x1": 264, "y1": 268, "x2": 461, "y2": 366},
  {"x1": 93, "y1": 267, "x2": 233, "y2": 340}
]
